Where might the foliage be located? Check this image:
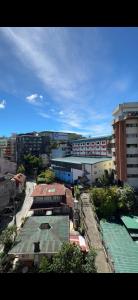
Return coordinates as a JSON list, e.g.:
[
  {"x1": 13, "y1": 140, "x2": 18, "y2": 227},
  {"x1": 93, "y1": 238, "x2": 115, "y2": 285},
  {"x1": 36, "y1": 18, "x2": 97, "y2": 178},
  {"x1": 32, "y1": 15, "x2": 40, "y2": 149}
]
[
  {"x1": 37, "y1": 169, "x2": 55, "y2": 184},
  {"x1": 23, "y1": 154, "x2": 42, "y2": 175},
  {"x1": 39, "y1": 256, "x2": 53, "y2": 273},
  {"x1": 90, "y1": 184, "x2": 135, "y2": 219},
  {"x1": 0, "y1": 225, "x2": 17, "y2": 253},
  {"x1": 74, "y1": 185, "x2": 81, "y2": 200},
  {"x1": 39, "y1": 242, "x2": 97, "y2": 273},
  {"x1": 98, "y1": 169, "x2": 115, "y2": 187},
  {"x1": 17, "y1": 164, "x2": 25, "y2": 174}
]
